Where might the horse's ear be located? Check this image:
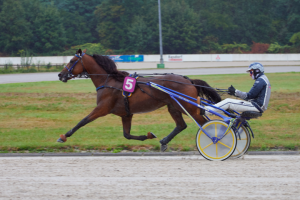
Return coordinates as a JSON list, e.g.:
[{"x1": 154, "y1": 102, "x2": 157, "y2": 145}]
[
  {"x1": 83, "y1": 49, "x2": 87, "y2": 53},
  {"x1": 76, "y1": 49, "x2": 82, "y2": 55}
]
